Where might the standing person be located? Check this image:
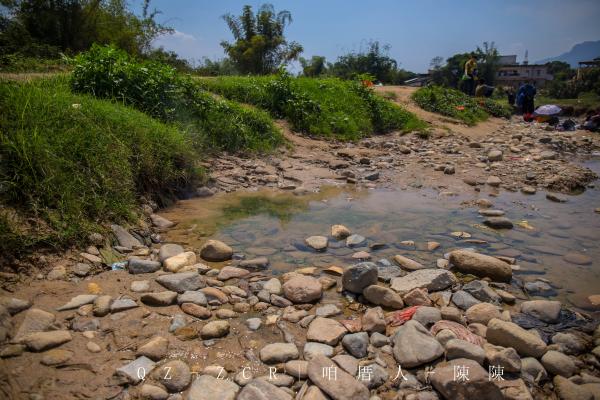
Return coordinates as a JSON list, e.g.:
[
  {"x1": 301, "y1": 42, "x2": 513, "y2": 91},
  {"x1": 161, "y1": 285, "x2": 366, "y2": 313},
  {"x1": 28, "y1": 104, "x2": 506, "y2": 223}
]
[
  {"x1": 463, "y1": 54, "x2": 478, "y2": 96},
  {"x1": 506, "y1": 87, "x2": 515, "y2": 106},
  {"x1": 518, "y1": 81, "x2": 536, "y2": 118}
]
